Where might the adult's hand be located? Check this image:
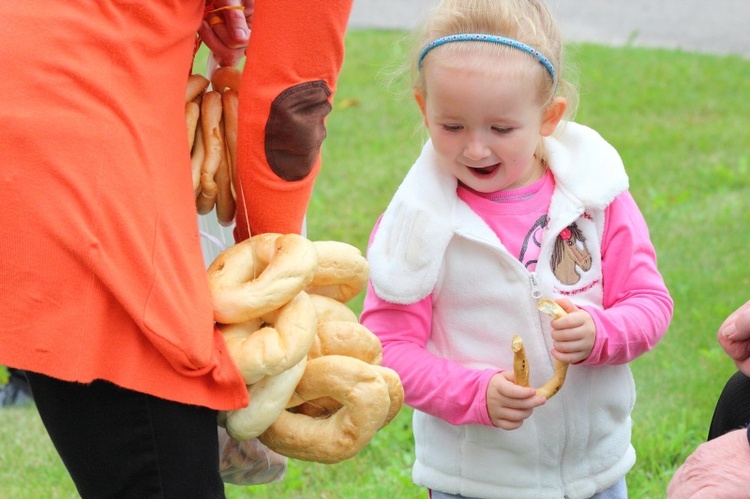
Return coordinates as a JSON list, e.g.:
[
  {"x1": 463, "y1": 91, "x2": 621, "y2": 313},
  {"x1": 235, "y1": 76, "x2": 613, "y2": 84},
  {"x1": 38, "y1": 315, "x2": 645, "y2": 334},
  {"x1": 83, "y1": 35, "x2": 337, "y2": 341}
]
[
  {"x1": 667, "y1": 426, "x2": 750, "y2": 498},
  {"x1": 717, "y1": 300, "x2": 750, "y2": 376},
  {"x1": 199, "y1": 0, "x2": 254, "y2": 67}
]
